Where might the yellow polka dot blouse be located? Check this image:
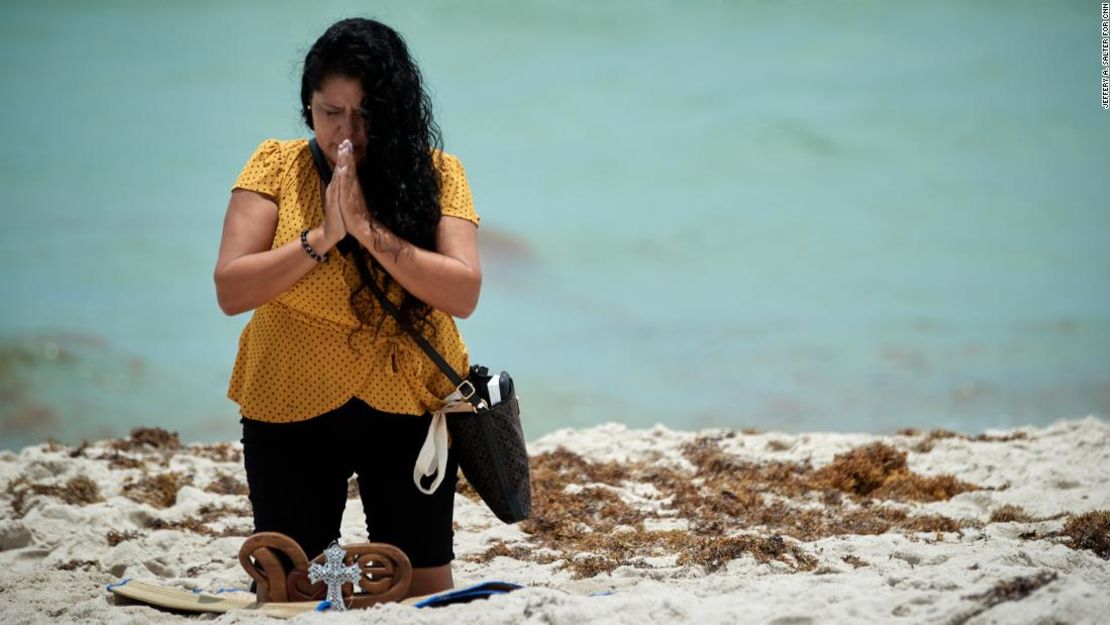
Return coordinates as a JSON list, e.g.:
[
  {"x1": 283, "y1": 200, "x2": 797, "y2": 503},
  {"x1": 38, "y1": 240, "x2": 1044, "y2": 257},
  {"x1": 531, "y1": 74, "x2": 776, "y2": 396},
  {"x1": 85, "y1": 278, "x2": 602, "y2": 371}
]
[{"x1": 227, "y1": 138, "x2": 480, "y2": 422}]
